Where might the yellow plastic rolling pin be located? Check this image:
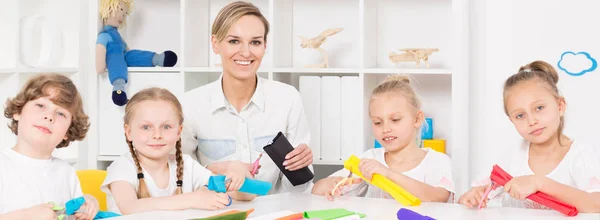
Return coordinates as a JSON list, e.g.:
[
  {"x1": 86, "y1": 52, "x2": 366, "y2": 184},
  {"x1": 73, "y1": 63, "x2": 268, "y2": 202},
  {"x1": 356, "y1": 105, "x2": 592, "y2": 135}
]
[{"x1": 343, "y1": 155, "x2": 421, "y2": 206}]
